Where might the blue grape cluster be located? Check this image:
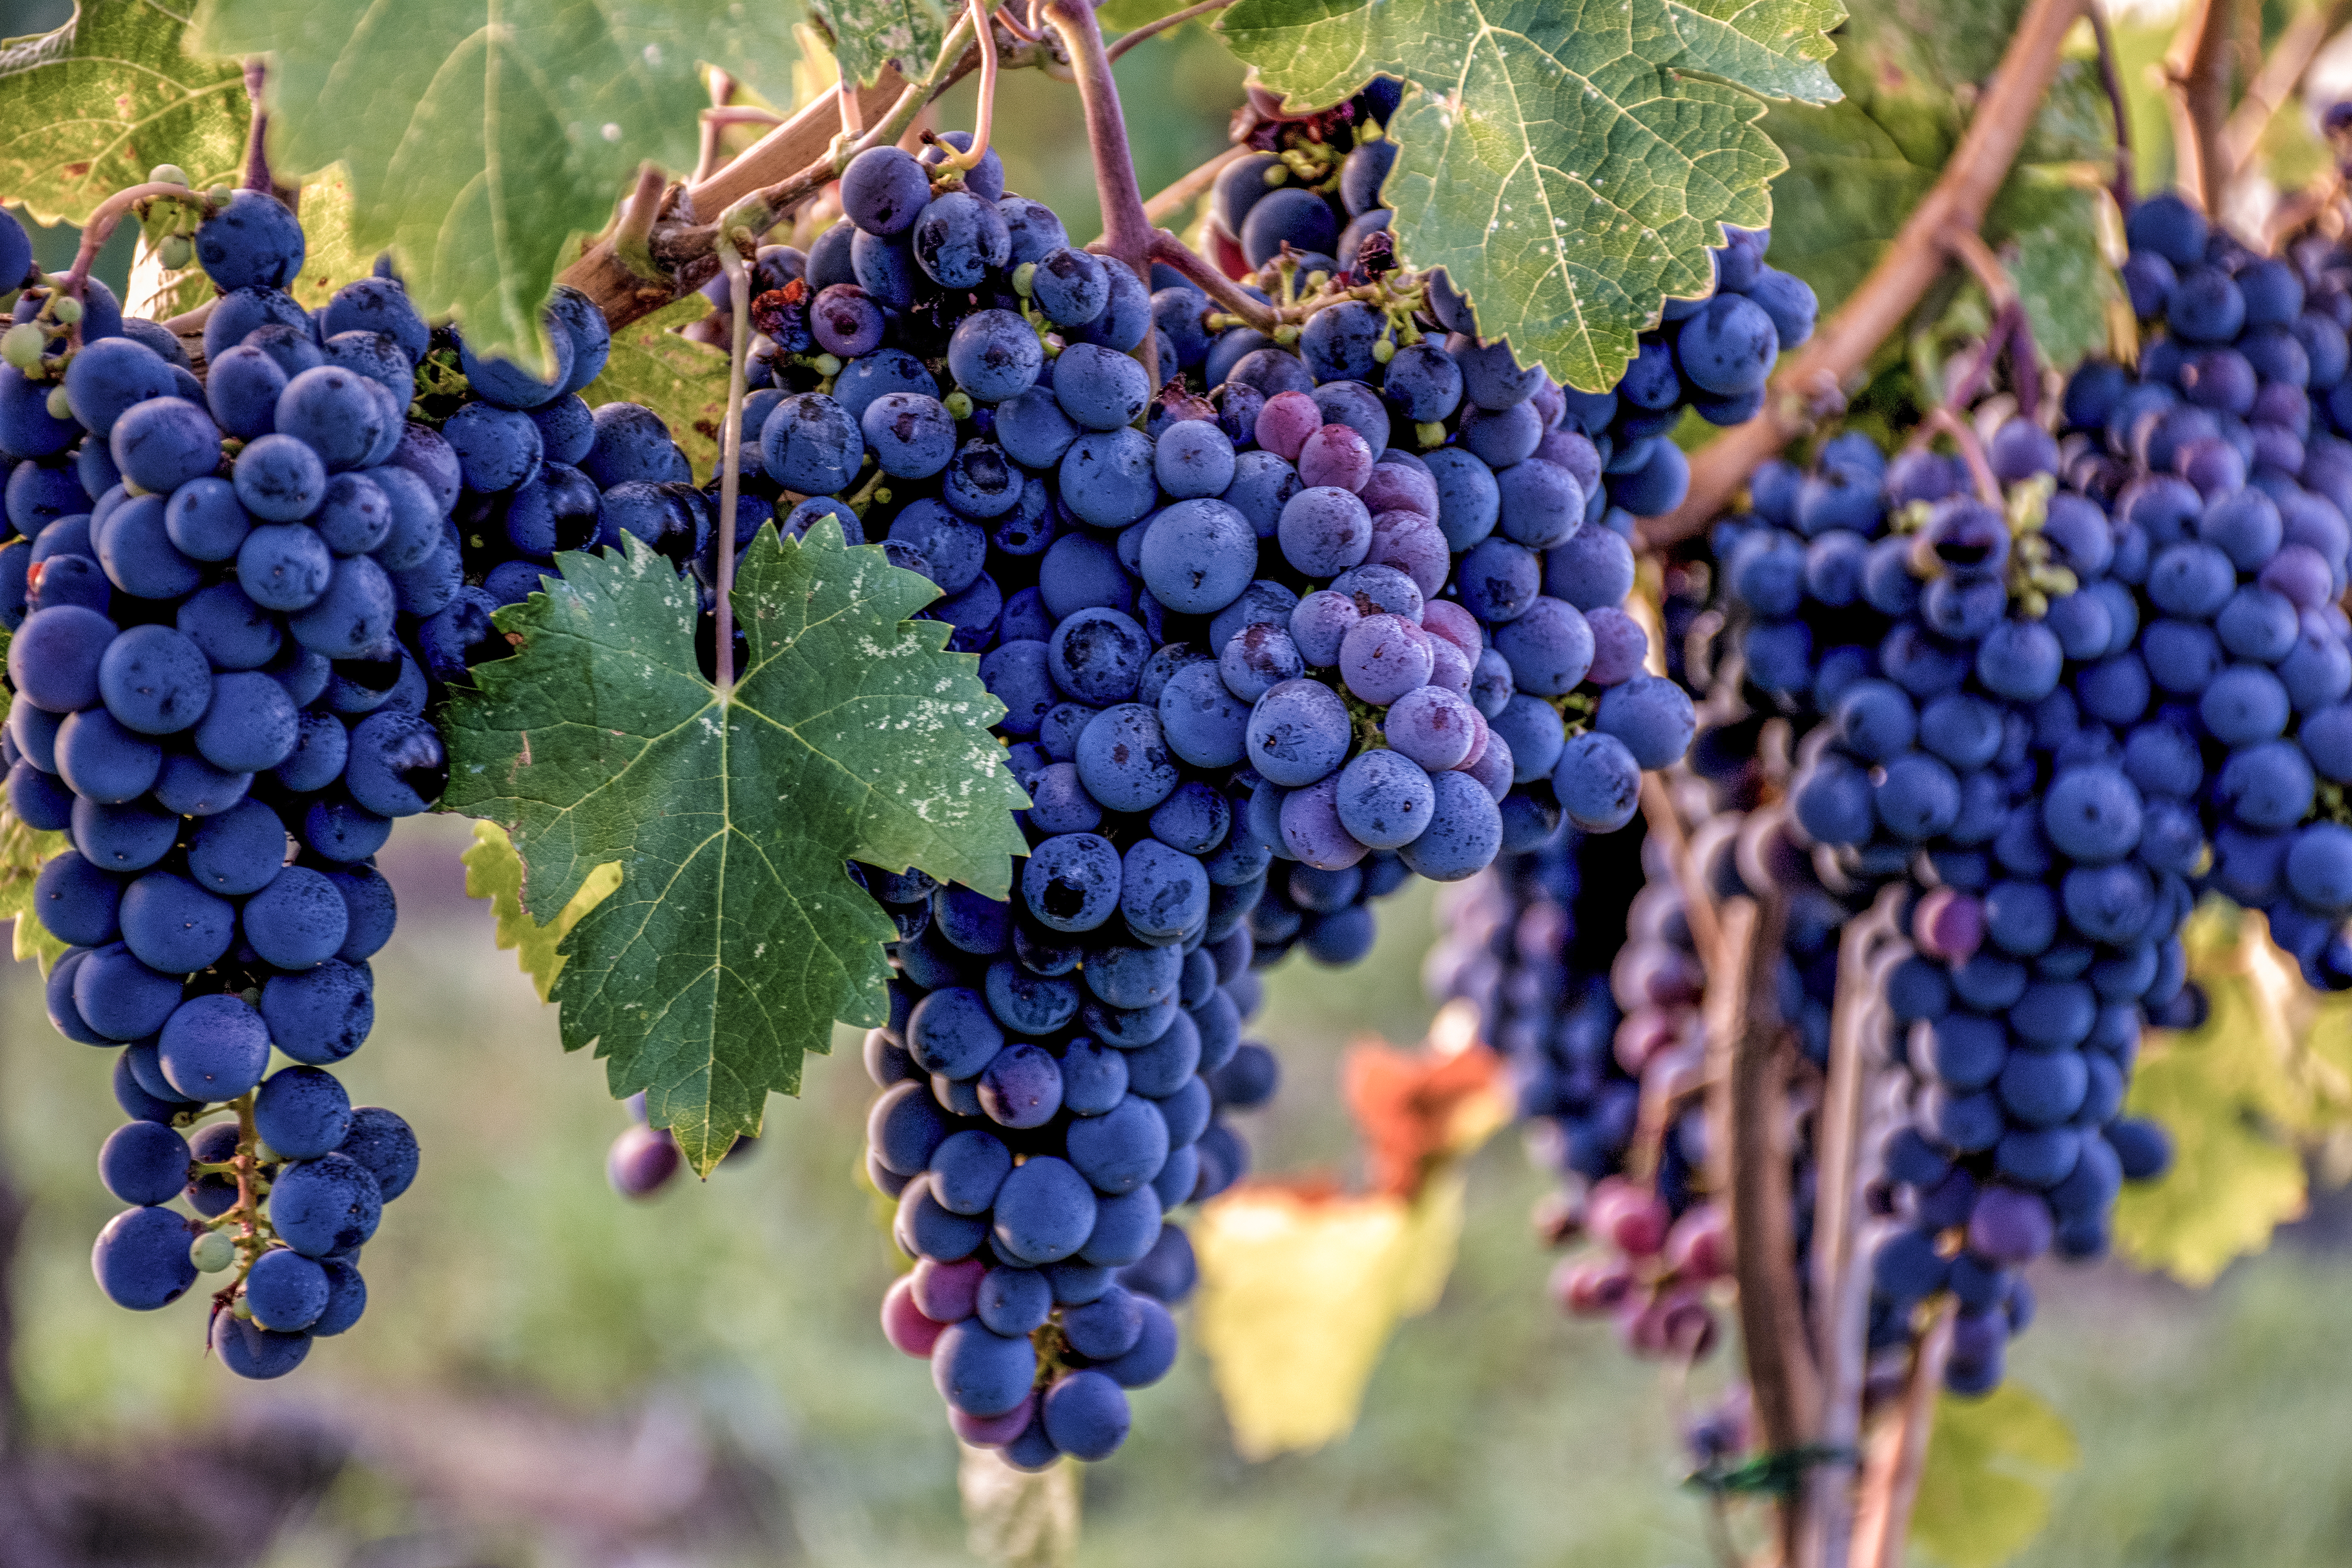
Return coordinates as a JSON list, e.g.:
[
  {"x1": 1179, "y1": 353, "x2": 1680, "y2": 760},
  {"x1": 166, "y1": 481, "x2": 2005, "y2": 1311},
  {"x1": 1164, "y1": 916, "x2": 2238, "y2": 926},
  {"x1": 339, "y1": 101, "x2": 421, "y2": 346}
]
[
  {"x1": 0, "y1": 190, "x2": 449, "y2": 1378},
  {"x1": 2072, "y1": 192, "x2": 2352, "y2": 988},
  {"x1": 1717, "y1": 425, "x2": 2185, "y2": 1397}
]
